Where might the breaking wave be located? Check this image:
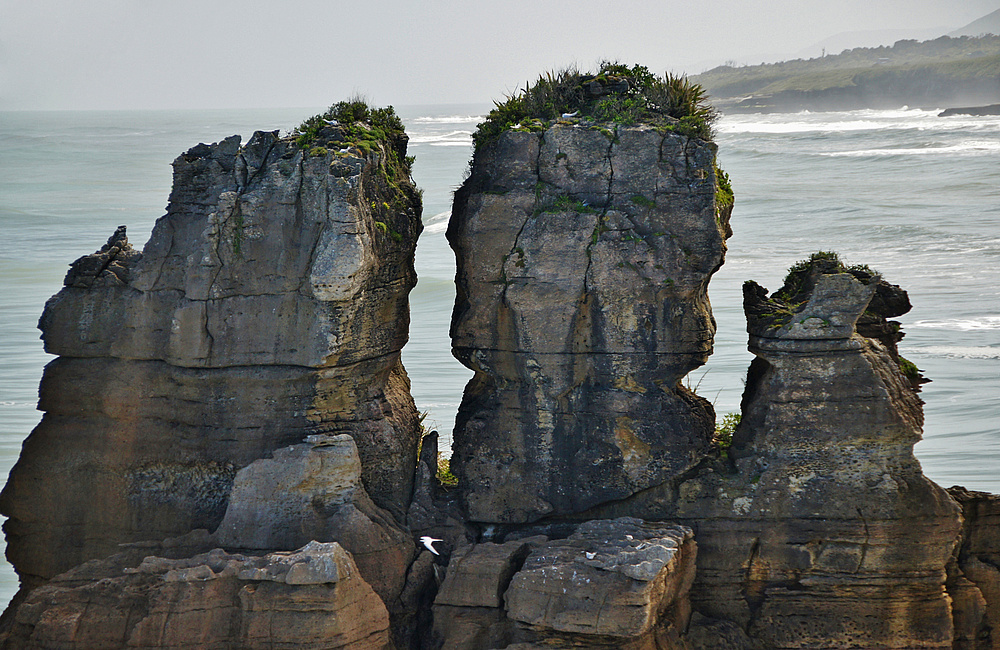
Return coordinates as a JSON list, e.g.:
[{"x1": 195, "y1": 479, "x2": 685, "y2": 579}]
[{"x1": 423, "y1": 211, "x2": 451, "y2": 234}]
